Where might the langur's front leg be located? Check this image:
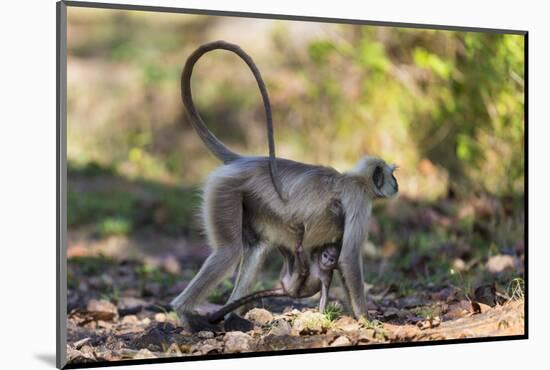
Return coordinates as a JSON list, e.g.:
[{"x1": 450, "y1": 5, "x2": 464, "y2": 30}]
[
  {"x1": 339, "y1": 214, "x2": 369, "y2": 319},
  {"x1": 339, "y1": 248, "x2": 368, "y2": 319}
]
